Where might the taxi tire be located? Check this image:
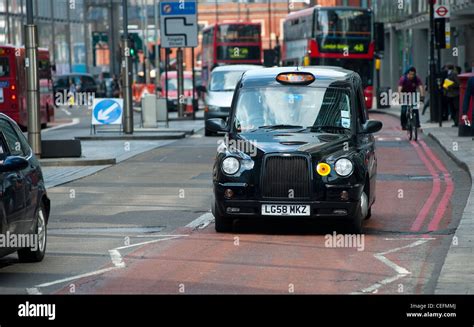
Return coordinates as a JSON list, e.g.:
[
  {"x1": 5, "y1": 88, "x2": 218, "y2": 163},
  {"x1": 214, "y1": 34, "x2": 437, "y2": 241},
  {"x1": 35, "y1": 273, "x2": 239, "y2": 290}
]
[
  {"x1": 18, "y1": 204, "x2": 47, "y2": 263},
  {"x1": 213, "y1": 202, "x2": 233, "y2": 233},
  {"x1": 364, "y1": 207, "x2": 372, "y2": 220},
  {"x1": 349, "y1": 206, "x2": 363, "y2": 234}
]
